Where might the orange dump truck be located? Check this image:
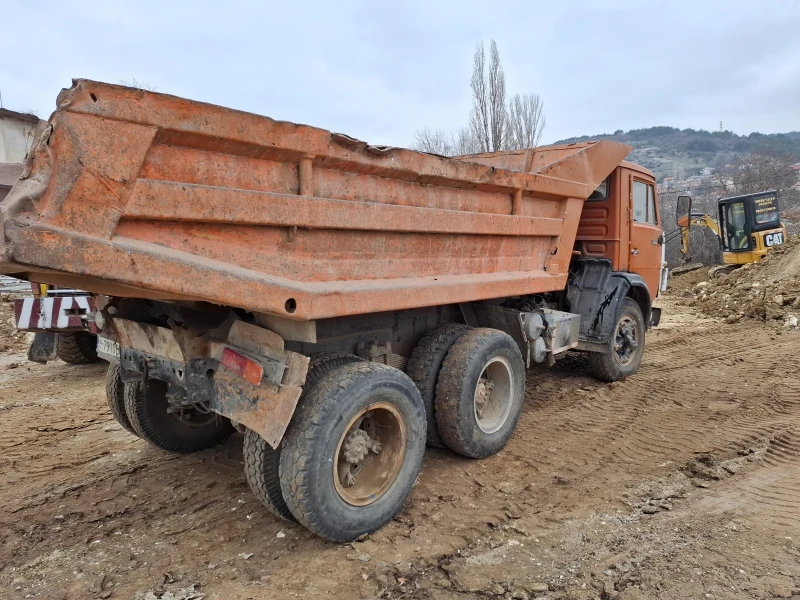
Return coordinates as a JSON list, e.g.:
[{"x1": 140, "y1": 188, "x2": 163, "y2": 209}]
[{"x1": 0, "y1": 80, "x2": 665, "y2": 541}]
